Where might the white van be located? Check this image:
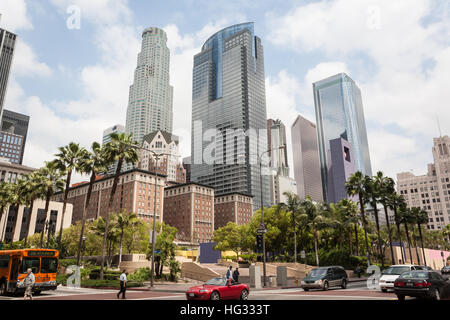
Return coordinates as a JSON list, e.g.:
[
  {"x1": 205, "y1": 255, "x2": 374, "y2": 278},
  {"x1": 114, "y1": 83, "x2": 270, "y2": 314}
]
[{"x1": 379, "y1": 265, "x2": 423, "y2": 292}]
